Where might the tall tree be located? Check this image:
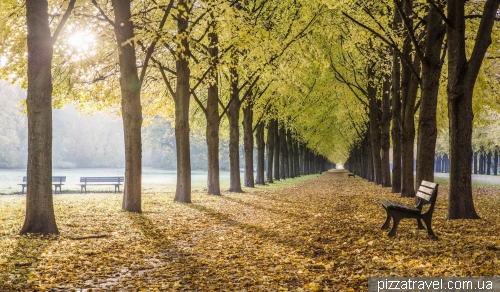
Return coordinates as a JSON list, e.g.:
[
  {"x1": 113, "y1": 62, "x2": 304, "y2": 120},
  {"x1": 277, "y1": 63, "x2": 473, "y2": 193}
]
[
  {"x1": 381, "y1": 74, "x2": 392, "y2": 187},
  {"x1": 227, "y1": 56, "x2": 243, "y2": 192},
  {"x1": 110, "y1": 0, "x2": 143, "y2": 212},
  {"x1": 266, "y1": 119, "x2": 276, "y2": 182},
  {"x1": 242, "y1": 97, "x2": 255, "y2": 187},
  {"x1": 447, "y1": 0, "x2": 500, "y2": 218},
  {"x1": 92, "y1": 0, "x2": 172, "y2": 211},
  {"x1": 21, "y1": 0, "x2": 75, "y2": 234},
  {"x1": 367, "y1": 64, "x2": 383, "y2": 185},
  {"x1": 204, "y1": 11, "x2": 222, "y2": 195},
  {"x1": 255, "y1": 121, "x2": 266, "y2": 185},
  {"x1": 174, "y1": 0, "x2": 192, "y2": 202},
  {"x1": 273, "y1": 119, "x2": 281, "y2": 180},
  {"x1": 390, "y1": 1, "x2": 403, "y2": 193},
  {"x1": 391, "y1": 27, "x2": 402, "y2": 192},
  {"x1": 409, "y1": 0, "x2": 446, "y2": 189}
]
